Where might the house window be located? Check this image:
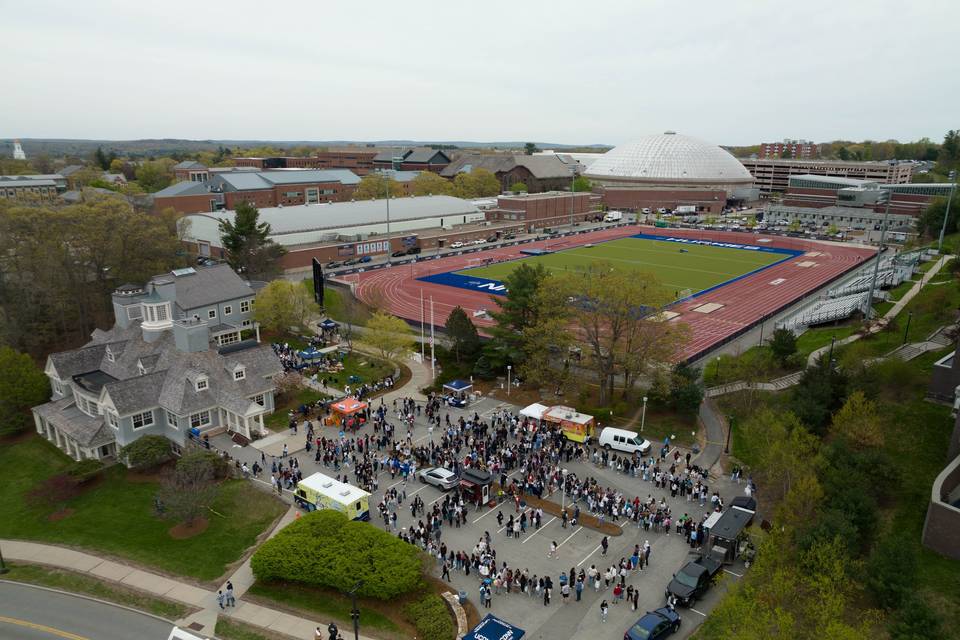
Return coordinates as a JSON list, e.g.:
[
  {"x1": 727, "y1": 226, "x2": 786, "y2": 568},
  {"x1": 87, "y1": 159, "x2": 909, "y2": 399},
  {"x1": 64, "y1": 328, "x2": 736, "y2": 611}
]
[
  {"x1": 234, "y1": 368, "x2": 246, "y2": 381},
  {"x1": 138, "y1": 362, "x2": 147, "y2": 375},
  {"x1": 132, "y1": 410, "x2": 154, "y2": 429},
  {"x1": 219, "y1": 332, "x2": 239, "y2": 346},
  {"x1": 208, "y1": 309, "x2": 217, "y2": 319},
  {"x1": 156, "y1": 305, "x2": 168, "y2": 321},
  {"x1": 196, "y1": 378, "x2": 208, "y2": 391},
  {"x1": 108, "y1": 412, "x2": 119, "y2": 429},
  {"x1": 167, "y1": 413, "x2": 180, "y2": 429},
  {"x1": 224, "y1": 305, "x2": 233, "y2": 316},
  {"x1": 242, "y1": 319, "x2": 252, "y2": 327},
  {"x1": 127, "y1": 305, "x2": 142, "y2": 320},
  {"x1": 253, "y1": 393, "x2": 265, "y2": 406},
  {"x1": 240, "y1": 300, "x2": 250, "y2": 313},
  {"x1": 106, "y1": 348, "x2": 115, "y2": 362},
  {"x1": 190, "y1": 410, "x2": 211, "y2": 429},
  {"x1": 52, "y1": 378, "x2": 62, "y2": 395}
]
